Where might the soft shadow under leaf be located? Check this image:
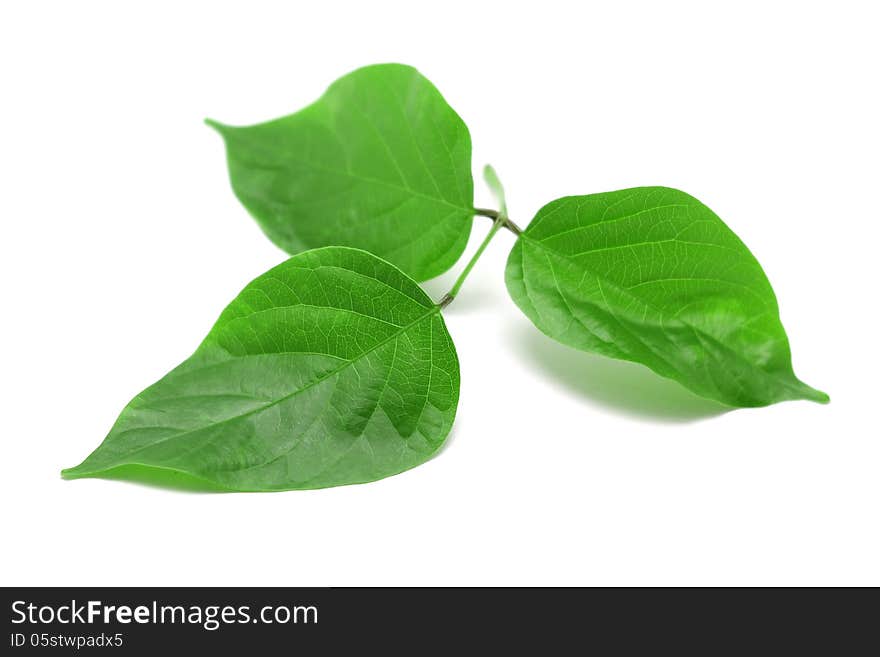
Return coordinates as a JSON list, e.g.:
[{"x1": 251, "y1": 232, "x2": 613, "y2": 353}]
[{"x1": 507, "y1": 323, "x2": 729, "y2": 423}]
